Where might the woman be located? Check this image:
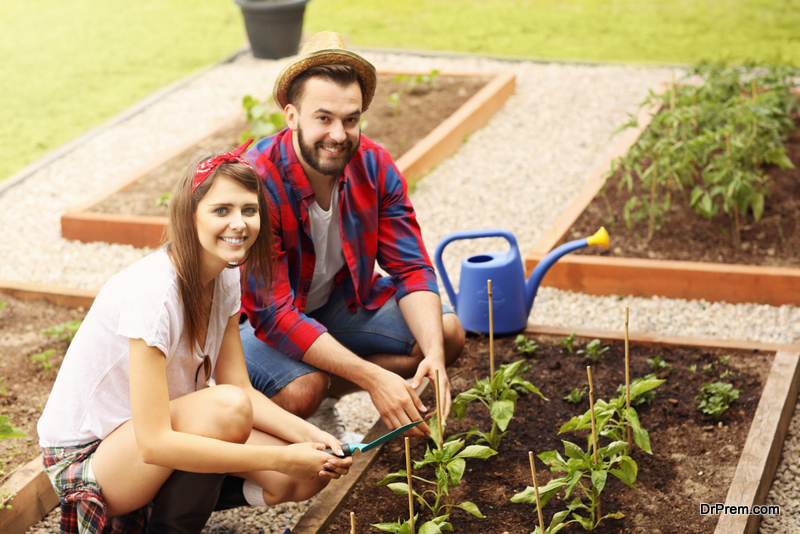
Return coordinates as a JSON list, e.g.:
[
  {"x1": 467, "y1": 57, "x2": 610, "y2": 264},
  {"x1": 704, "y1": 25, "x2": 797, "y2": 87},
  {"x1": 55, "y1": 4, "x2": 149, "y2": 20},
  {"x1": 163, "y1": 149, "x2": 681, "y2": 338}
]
[{"x1": 37, "y1": 141, "x2": 351, "y2": 533}]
